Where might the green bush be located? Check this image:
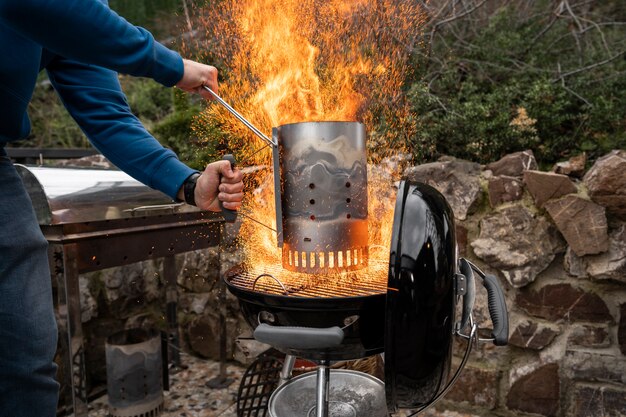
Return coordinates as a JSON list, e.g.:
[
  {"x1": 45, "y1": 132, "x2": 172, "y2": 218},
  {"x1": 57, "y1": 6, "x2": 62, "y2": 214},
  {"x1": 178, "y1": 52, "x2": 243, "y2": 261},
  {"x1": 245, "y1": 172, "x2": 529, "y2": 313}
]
[
  {"x1": 151, "y1": 91, "x2": 219, "y2": 170},
  {"x1": 407, "y1": 2, "x2": 626, "y2": 165}
]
